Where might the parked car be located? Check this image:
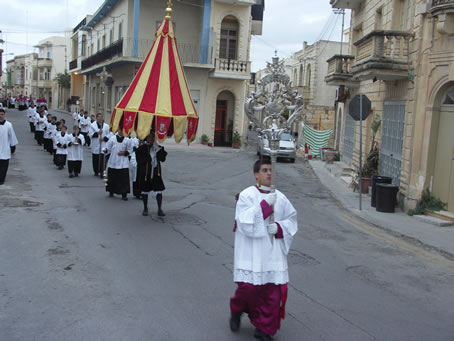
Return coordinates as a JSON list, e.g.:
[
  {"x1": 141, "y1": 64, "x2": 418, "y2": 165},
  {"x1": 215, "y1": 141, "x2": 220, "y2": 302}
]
[{"x1": 257, "y1": 133, "x2": 296, "y2": 163}]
